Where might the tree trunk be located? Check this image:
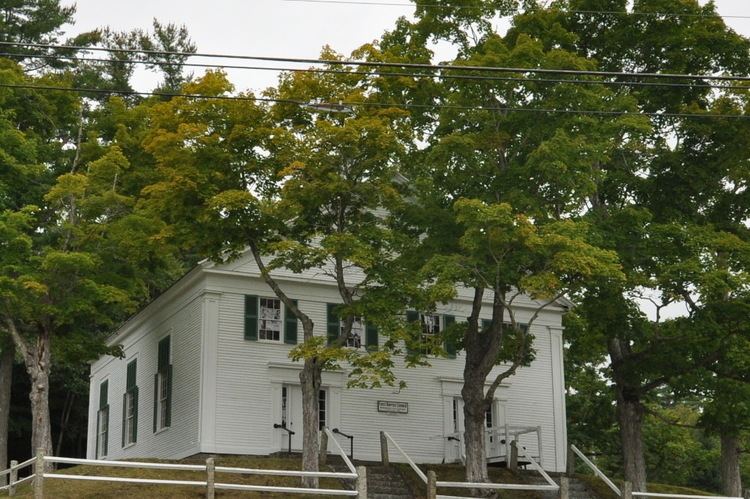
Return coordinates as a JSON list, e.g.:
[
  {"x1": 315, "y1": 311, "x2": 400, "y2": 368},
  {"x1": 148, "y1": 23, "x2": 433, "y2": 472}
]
[
  {"x1": 462, "y1": 381, "x2": 489, "y2": 484},
  {"x1": 616, "y1": 388, "x2": 647, "y2": 492},
  {"x1": 720, "y1": 432, "x2": 742, "y2": 497},
  {"x1": 0, "y1": 342, "x2": 13, "y2": 484},
  {"x1": 299, "y1": 358, "x2": 322, "y2": 488}
]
